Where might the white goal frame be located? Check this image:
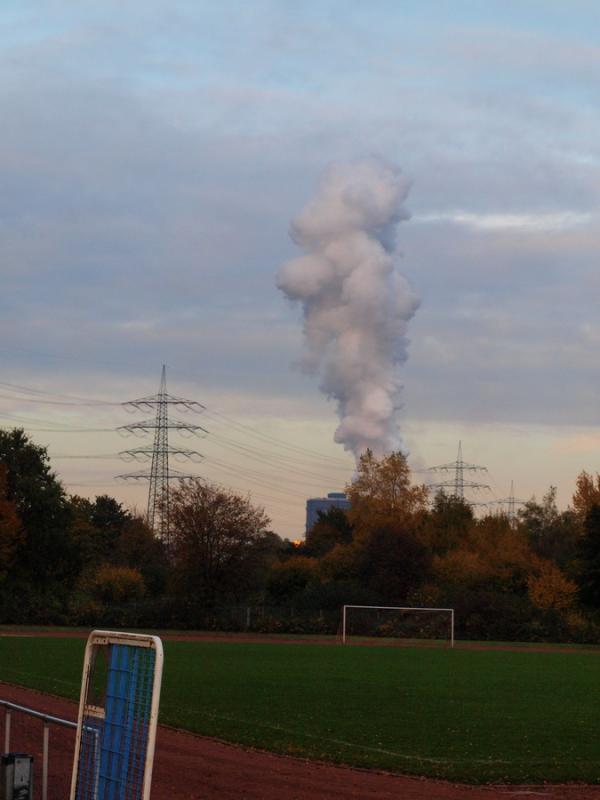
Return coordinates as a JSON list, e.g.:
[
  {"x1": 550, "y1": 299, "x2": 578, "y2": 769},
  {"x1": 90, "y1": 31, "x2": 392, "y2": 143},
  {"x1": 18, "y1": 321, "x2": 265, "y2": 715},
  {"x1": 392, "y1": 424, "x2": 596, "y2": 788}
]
[{"x1": 342, "y1": 605, "x2": 455, "y2": 648}]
